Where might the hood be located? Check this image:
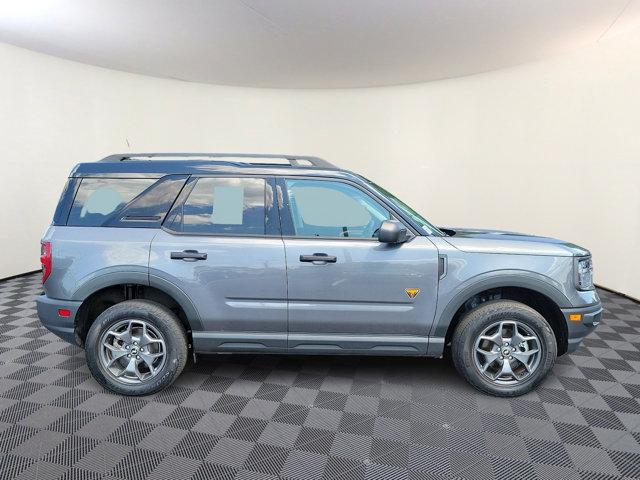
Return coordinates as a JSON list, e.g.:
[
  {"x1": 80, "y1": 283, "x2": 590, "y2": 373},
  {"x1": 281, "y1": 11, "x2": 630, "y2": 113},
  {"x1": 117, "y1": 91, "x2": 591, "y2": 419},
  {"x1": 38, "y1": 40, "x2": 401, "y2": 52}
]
[{"x1": 440, "y1": 227, "x2": 590, "y2": 257}]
